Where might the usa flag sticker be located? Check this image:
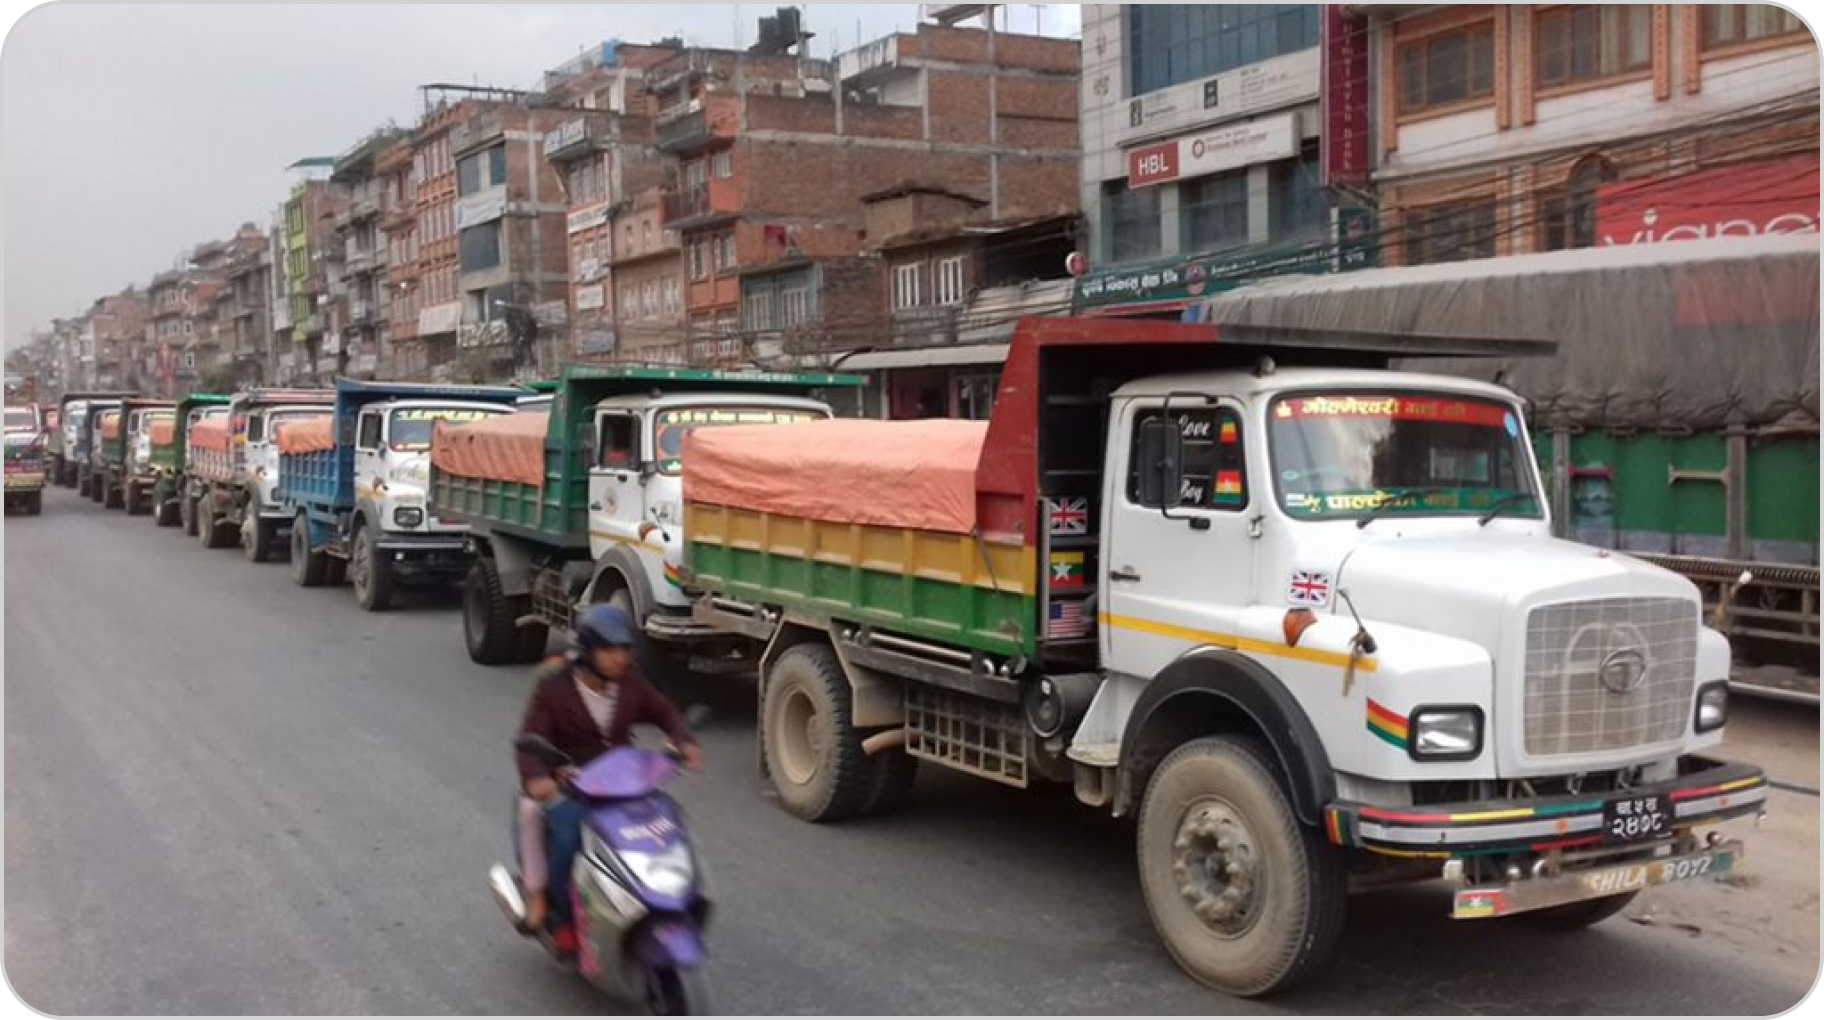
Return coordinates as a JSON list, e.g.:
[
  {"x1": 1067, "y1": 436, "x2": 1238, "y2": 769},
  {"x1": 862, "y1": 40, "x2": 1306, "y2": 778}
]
[{"x1": 1286, "y1": 570, "x2": 1332, "y2": 607}]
